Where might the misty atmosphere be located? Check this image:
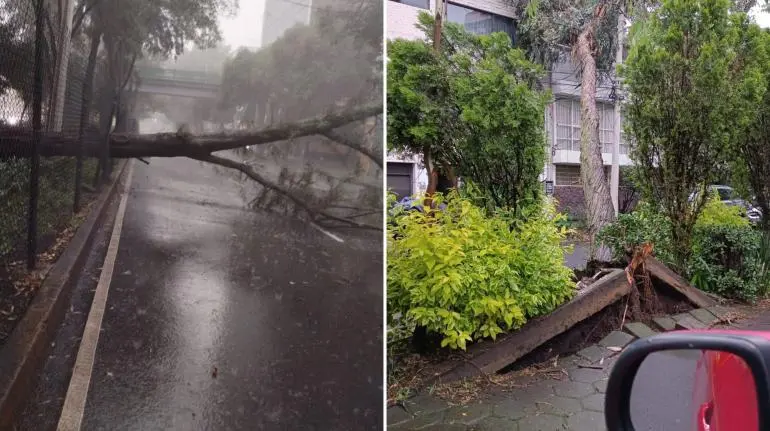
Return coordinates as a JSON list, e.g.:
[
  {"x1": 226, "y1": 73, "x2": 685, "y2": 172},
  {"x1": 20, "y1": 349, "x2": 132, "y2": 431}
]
[
  {"x1": 132, "y1": 1, "x2": 383, "y2": 230},
  {"x1": 0, "y1": 0, "x2": 383, "y2": 428}
]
